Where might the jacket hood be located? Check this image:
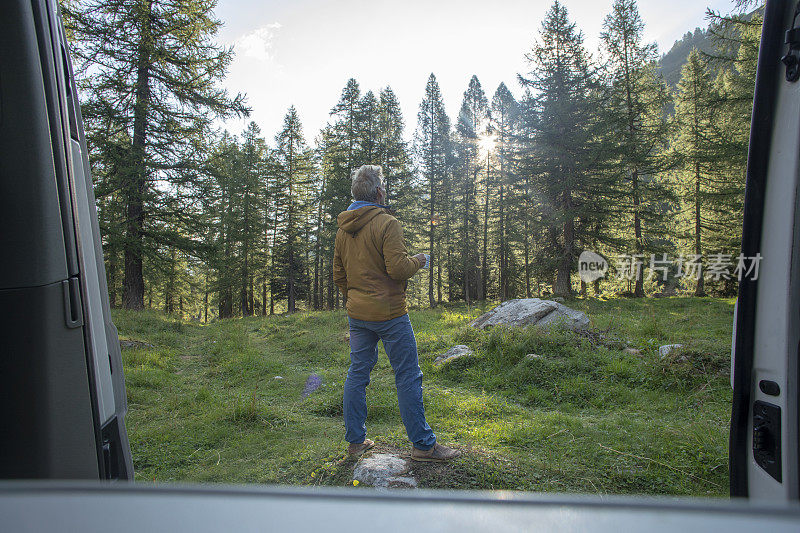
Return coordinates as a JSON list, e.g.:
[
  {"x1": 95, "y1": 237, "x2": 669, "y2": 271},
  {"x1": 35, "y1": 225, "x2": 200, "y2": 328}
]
[{"x1": 338, "y1": 206, "x2": 384, "y2": 234}]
